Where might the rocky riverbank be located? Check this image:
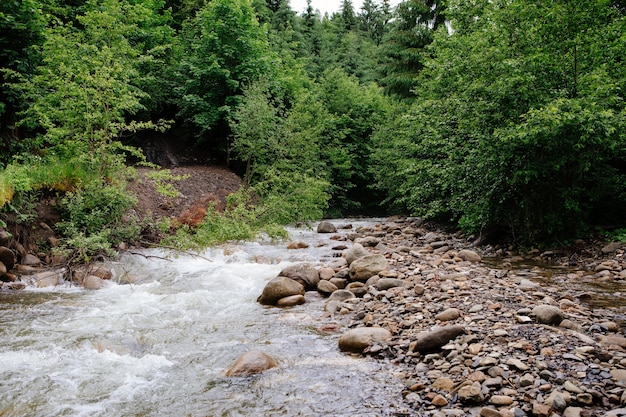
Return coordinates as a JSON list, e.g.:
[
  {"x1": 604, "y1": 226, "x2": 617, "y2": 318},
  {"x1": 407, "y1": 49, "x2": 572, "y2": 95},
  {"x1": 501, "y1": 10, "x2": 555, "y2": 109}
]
[{"x1": 261, "y1": 217, "x2": 626, "y2": 417}]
